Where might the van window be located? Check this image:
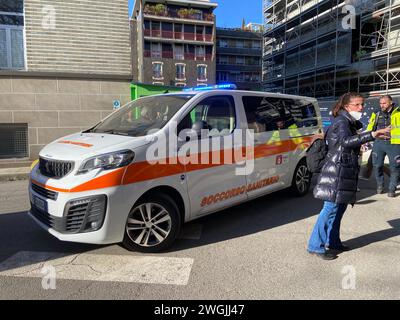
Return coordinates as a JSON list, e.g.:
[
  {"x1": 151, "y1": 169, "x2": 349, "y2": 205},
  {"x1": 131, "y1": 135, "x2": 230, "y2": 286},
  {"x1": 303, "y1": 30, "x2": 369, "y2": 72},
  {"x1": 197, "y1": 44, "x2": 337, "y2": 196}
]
[
  {"x1": 242, "y1": 96, "x2": 318, "y2": 132},
  {"x1": 89, "y1": 95, "x2": 194, "y2": 137},
  {"x1": 282, "y1": 99, "x2": 318, "y2": 128},
  {"x1": 243, "y1": 96, "x2": 293, "y2": 132},
  {"x1": 178, "y1": 95, "x2": 236, "y2": 136}
]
